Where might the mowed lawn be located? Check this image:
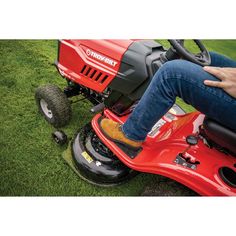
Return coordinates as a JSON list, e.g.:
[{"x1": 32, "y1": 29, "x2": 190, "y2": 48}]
[{"x1": 0, "y1": 40, "x2": 236, "y2": 196}]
